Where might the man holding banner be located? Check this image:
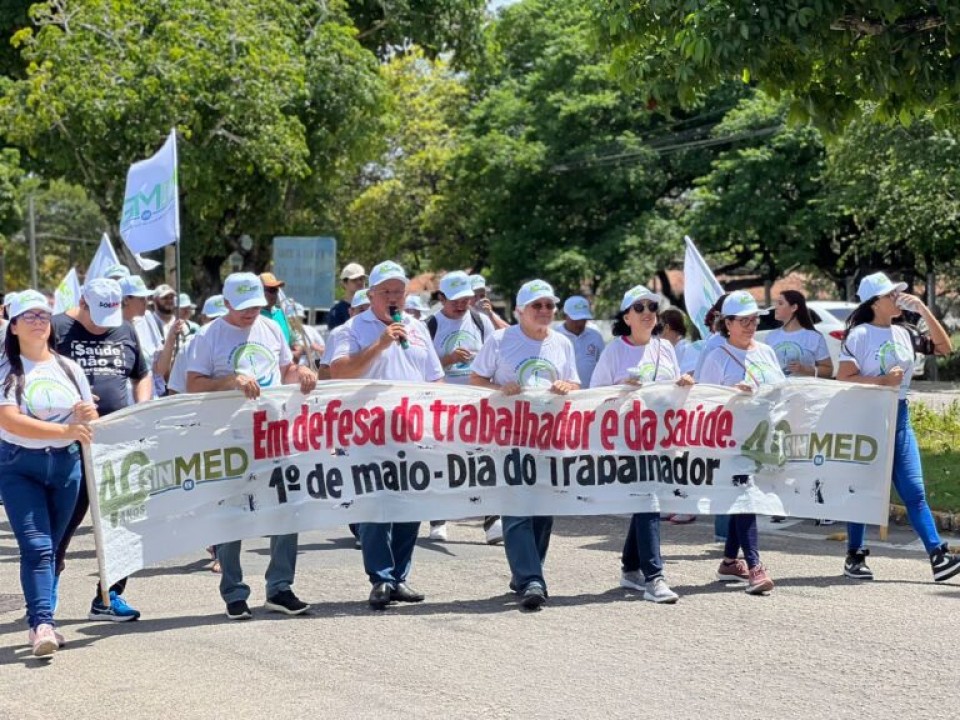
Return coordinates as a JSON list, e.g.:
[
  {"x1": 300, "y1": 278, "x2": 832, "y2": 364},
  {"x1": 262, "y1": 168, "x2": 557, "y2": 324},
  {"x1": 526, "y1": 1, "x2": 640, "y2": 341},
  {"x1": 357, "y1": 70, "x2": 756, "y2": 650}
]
[{"x1": 186, "y1": 272, "x2": 318, "y2": 620}]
